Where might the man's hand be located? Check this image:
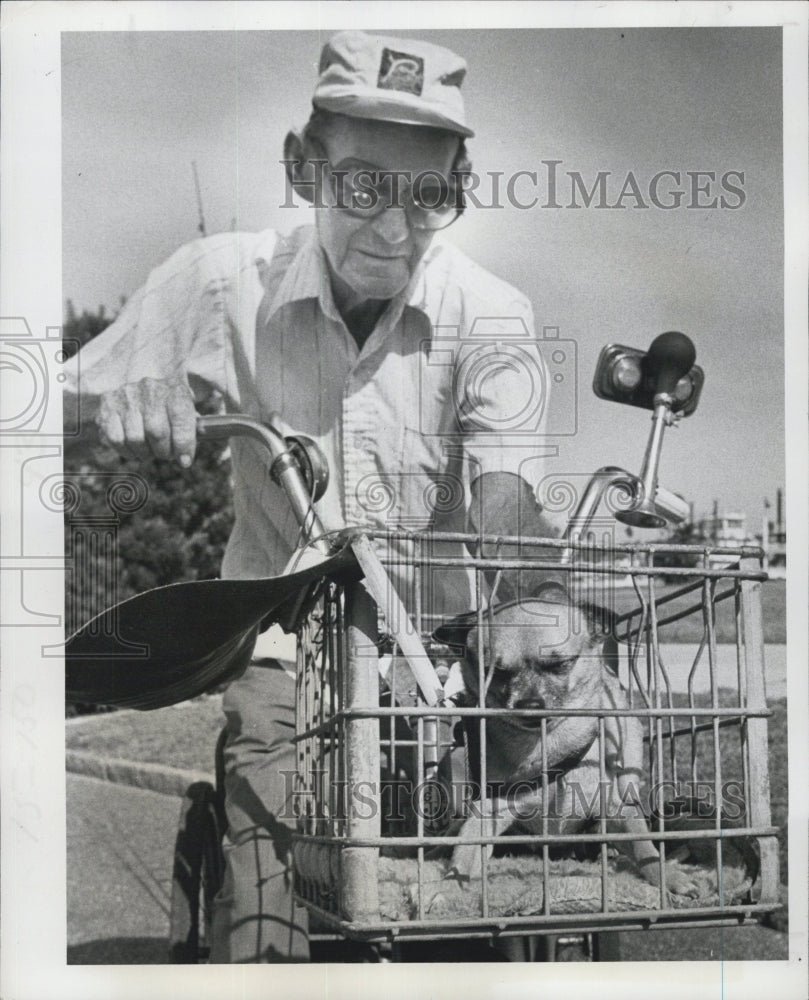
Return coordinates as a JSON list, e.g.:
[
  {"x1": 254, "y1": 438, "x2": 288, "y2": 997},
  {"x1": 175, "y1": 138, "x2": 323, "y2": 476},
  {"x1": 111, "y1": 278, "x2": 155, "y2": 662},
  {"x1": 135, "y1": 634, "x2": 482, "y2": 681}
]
[{"x1": 97, "y1": 377, "x2": 198, "y2": 466}]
